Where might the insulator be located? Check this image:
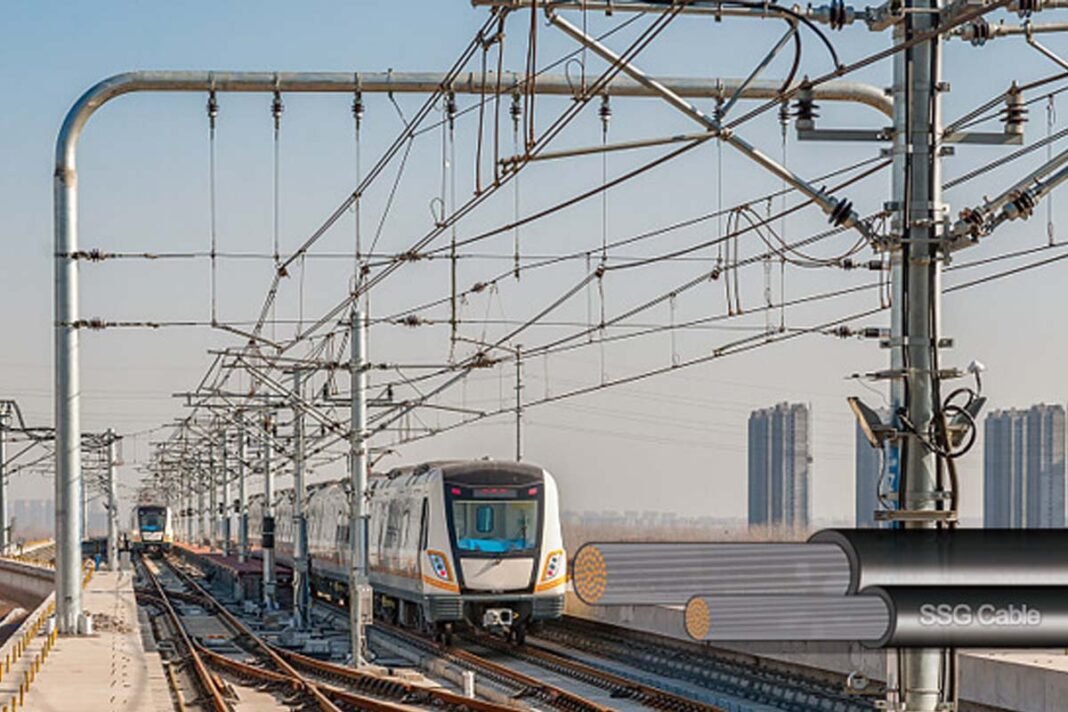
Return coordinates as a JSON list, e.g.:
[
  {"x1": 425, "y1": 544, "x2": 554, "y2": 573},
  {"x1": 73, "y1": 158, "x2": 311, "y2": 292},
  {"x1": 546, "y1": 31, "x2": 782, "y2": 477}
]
[
  {"x1": 206, "y1": 91, "x2": 219, "y2": 128},
  {"x1": 778, "y1": 100, "x2": 790, "y2": 126},
  {"x1": 1008, "y1": 190, "x2": 1038, "y2": 220},
  {"x1": 829, "y1": 197, "x2": 854, "y2": 226},
  {"x1": 966, "y1": 18, "x2": 992, "y2": 46},
  {"x1": 446, "y1": 92, "x2": 458, "y2": 124},
  {"x1": 828, "y1": 0, "x2": 849, "y2": 30},
  {"x1": 271, "y1": 91, "x2": 284, "y2": 130},
  {"x1": 1016, "y1": 0, "x2": 1041, "y2": 16},
  {"x1": 792, "y1": 84, "x2": 819, "y2": 131},
  {"x1": 1002, "y1": 87, "x2": 1028, "y2": 135},
  {"x1": 598, "y1": 95, "x2": 612, "y2": 129},
  {"x1": 510, "y1": 92, "x2": 522, "y2": 128},
  {"x1": 957, "y1": 207, "x2": 985, "y2": 237},
  {"x1": 352, "y1": 91, "x2": 365, "y2": 125}
]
